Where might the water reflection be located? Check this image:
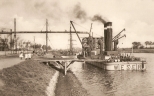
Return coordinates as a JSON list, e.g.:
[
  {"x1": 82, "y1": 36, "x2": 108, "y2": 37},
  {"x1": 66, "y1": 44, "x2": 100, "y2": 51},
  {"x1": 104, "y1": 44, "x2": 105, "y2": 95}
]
[
  {"x1": 70, "y1": 53, "x2": 154, "y2": 96},
  {"x1": 71, "y1": 62, "x2": 116, "y2": 96}
]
